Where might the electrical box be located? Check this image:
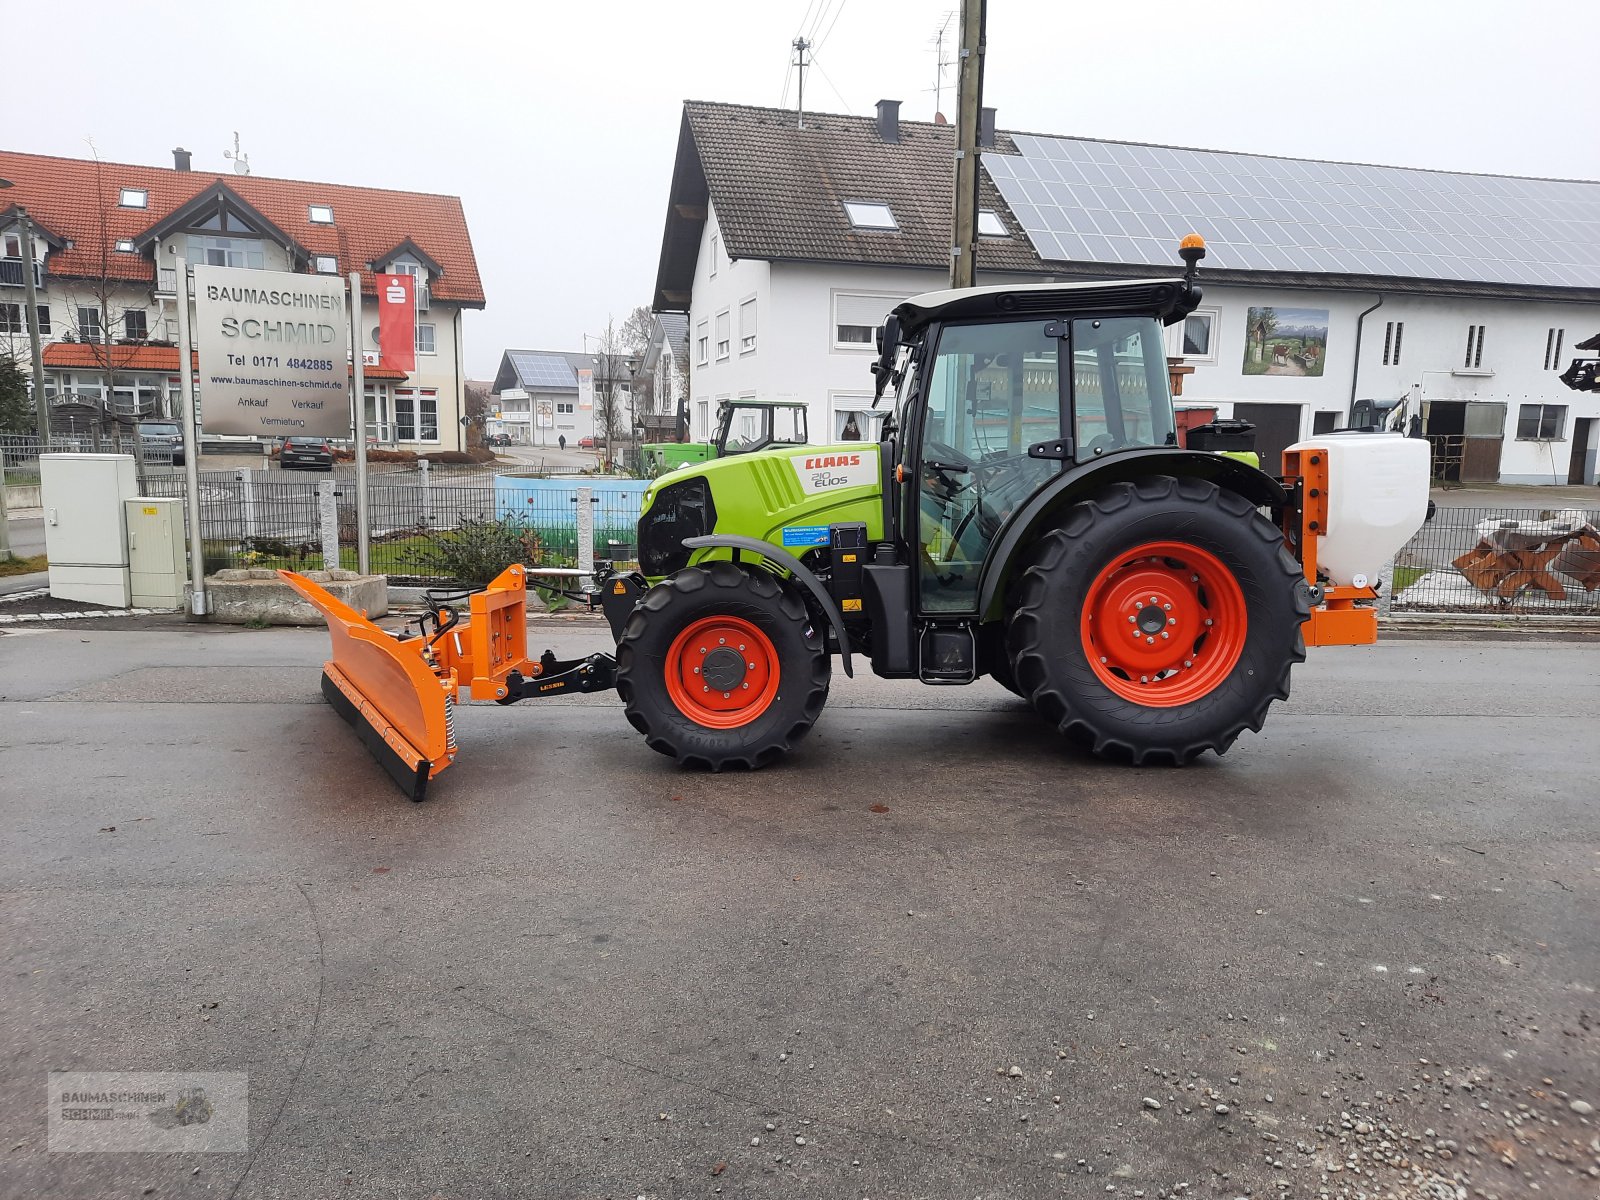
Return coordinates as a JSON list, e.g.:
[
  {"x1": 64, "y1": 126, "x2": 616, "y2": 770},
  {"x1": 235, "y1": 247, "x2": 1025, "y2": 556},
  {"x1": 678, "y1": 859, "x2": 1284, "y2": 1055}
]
[
  {"x1": 125, "y1": 498, "x2": 187, "y2": 608},
  {"x1": 41, "y1": 454, "x2": 138, "y2": 607}
]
